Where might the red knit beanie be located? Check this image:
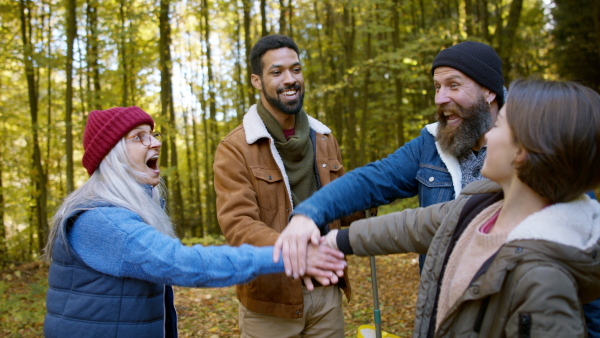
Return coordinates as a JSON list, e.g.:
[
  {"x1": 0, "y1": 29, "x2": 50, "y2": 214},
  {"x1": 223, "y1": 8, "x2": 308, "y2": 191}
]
[{"x1": 82, "y1": 106, "x2": 155, "y2": 176}]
